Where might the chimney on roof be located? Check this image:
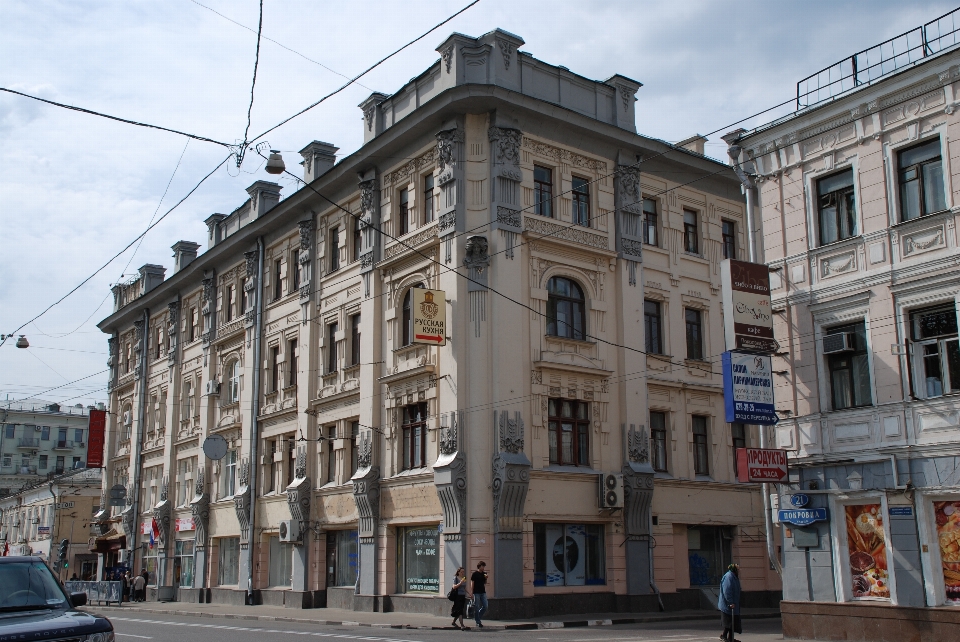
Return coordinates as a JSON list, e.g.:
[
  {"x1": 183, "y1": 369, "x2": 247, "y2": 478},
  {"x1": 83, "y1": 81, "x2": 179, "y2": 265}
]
[
  {"x1": 246, "y1": 181, "x2": 282, "y2": 220},
  {"x1": 299, "y1": 141, "x2": 339, "y2": 184},
  {"x1": 171, "y1": 241, "x2": 200, "y2": 273},
  {"x1": 47, "y1": 403, "x2": 60, "y2": 413},
  {"x1": 677, "y1": 135, "x2": 707, "y2": 156},
  {"x1": 138, "y1": 264, "x2": 166, "y2": 294},
  {"x1": 205, "y1": 214, "x2": 227, "y2": 248}
]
